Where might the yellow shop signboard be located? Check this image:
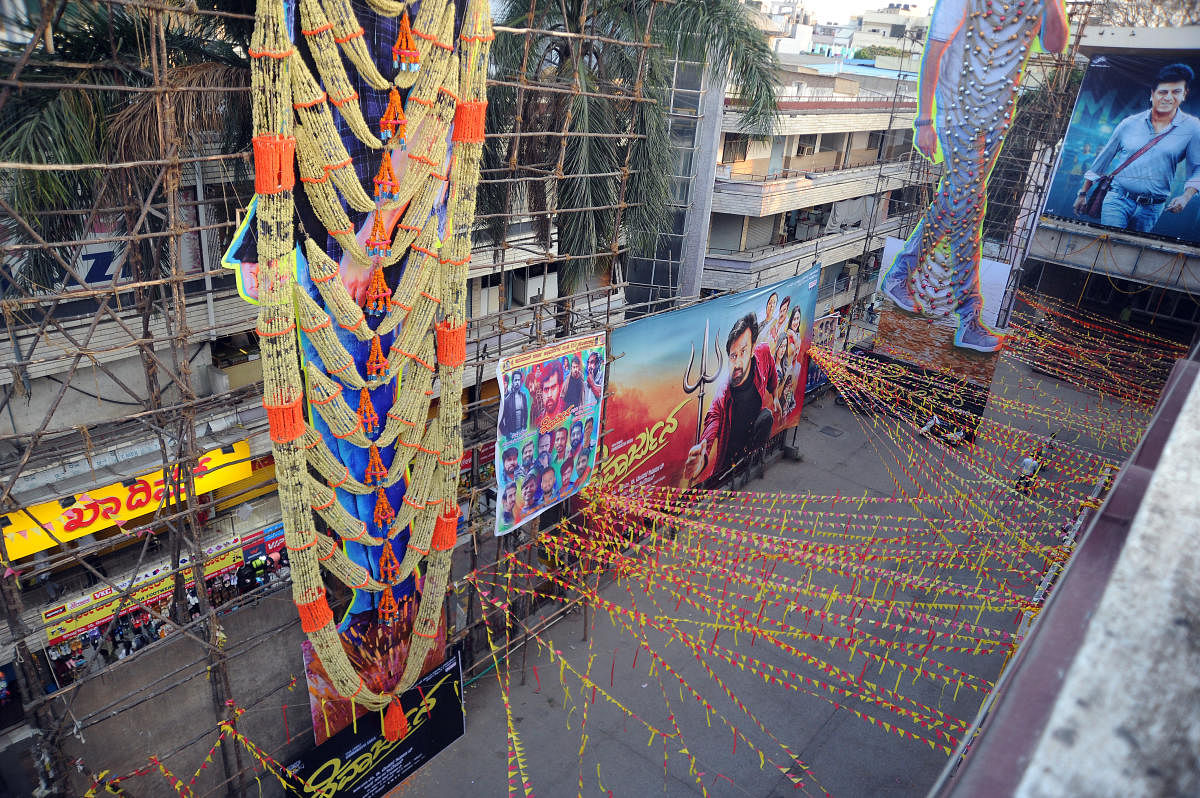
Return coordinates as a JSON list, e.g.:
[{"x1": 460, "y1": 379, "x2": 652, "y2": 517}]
[{"x1": 1, "y1": 441, "x2": 253, "y2": 561}]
